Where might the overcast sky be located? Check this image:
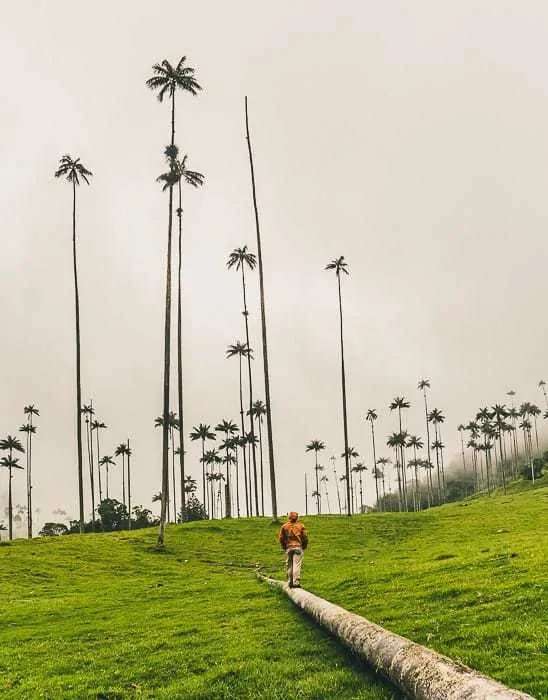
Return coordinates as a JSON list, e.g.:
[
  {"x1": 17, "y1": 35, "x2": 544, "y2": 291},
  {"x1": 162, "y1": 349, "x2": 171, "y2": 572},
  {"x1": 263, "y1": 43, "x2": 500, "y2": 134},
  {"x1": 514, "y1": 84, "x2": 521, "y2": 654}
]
[{"x1": 2, "y1": 1, "x2": 548, "y2": 530}]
